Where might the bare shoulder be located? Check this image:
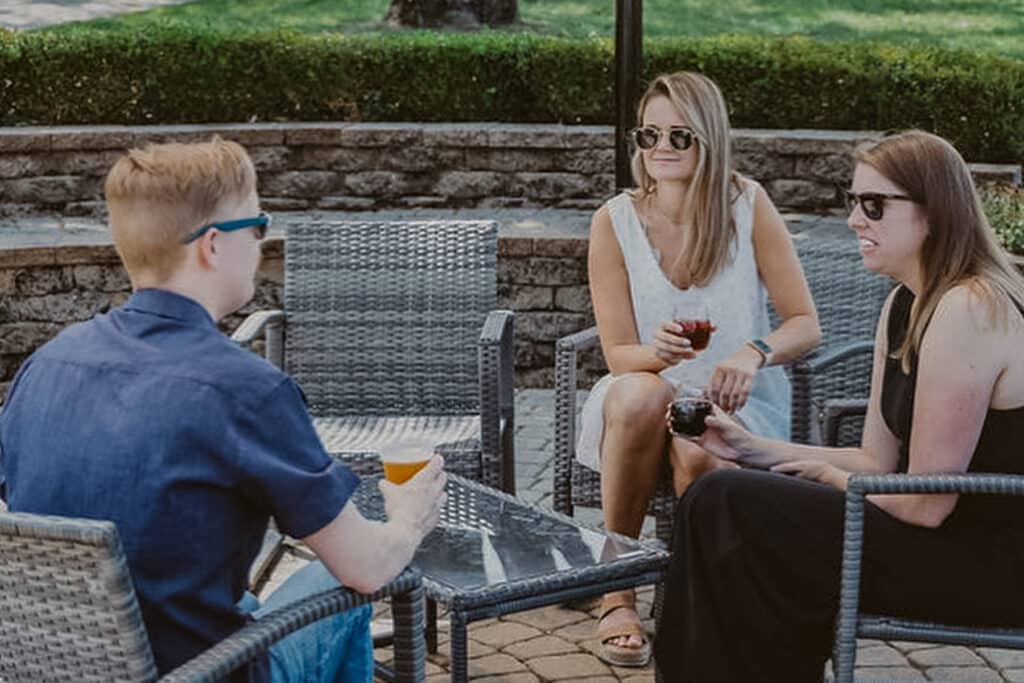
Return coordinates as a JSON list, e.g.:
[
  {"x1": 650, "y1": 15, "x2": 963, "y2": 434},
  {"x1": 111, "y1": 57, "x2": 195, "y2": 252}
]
[{"x1": 931, "y1": 282, "x2": 1004, "y2": 334}]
